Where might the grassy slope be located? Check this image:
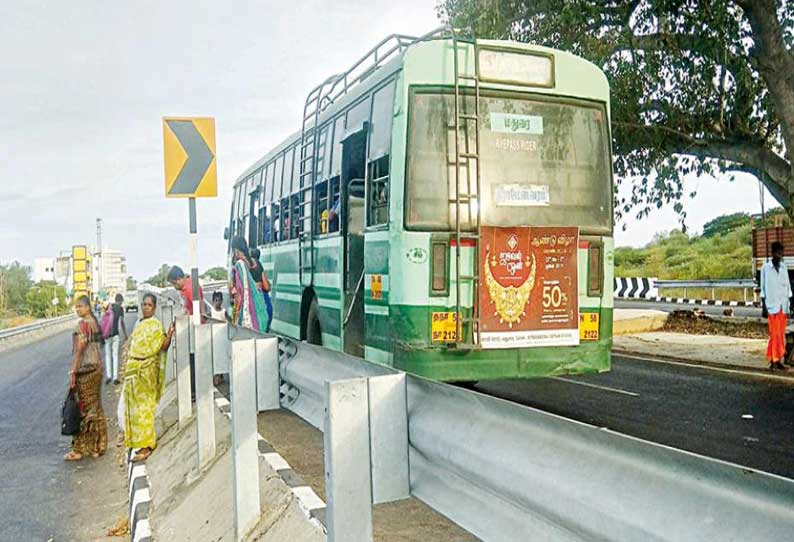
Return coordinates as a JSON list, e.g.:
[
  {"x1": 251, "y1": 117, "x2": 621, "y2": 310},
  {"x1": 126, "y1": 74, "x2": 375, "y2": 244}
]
[{"x1": 615, "y1": 225, "x2": 752, "y2": 279}]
